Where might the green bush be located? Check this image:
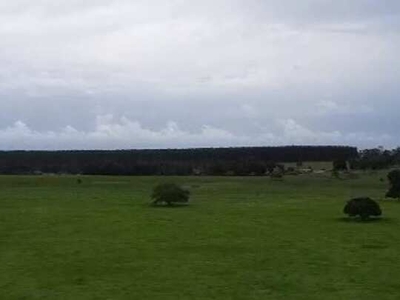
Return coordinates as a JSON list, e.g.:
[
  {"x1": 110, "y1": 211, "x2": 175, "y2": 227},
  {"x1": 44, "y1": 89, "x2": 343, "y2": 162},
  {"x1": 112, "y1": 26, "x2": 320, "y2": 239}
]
[
  {"x1": 332, "y1": 169, "x2": 340, "y2": 179},
  {"x1": 333, "y1": 160, "x2": 347, "y2": 171},
  {"x1": 343, "y1": 197, "x2": 382, "y2": 220},
  {"x1": 386, "y1": 169, "x2": 400, "y2": 199},
  {"x1": 151, "y1": 183, "x2": 190, "y2": 206}
]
